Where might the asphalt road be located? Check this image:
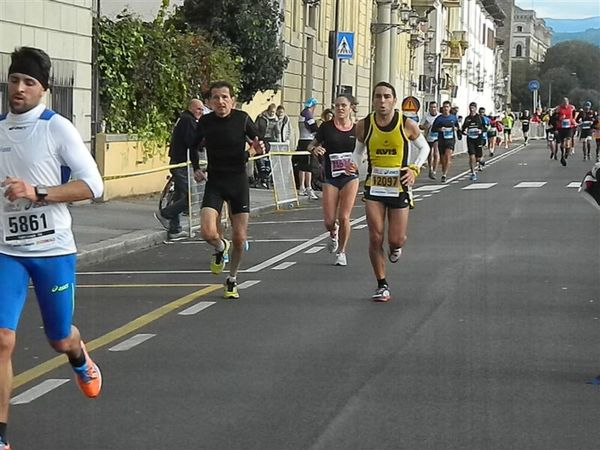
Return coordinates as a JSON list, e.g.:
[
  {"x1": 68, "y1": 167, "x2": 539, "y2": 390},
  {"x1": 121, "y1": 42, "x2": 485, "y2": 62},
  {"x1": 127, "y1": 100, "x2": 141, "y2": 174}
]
[{"x1": 8, "y1": 141, "x2": 600, "y2": 450}]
